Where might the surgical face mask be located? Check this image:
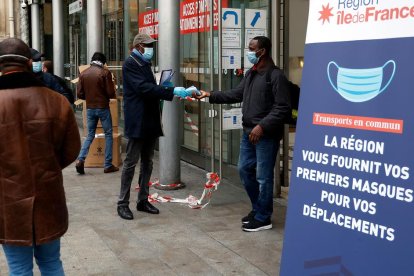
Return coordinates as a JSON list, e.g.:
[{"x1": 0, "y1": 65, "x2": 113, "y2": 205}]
[
  {"x1": 327, "y1": 60, "x2": 396, "y2": 102},
  {"x1": 32, "y1": 61, "x2": 42, "y2": 73},
  {"x1": 247, "y1": 49, "x2": 263, "y2": 65},
  {"x1": 142, "y1": 47, "x2": 154, "y2": 61}
]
